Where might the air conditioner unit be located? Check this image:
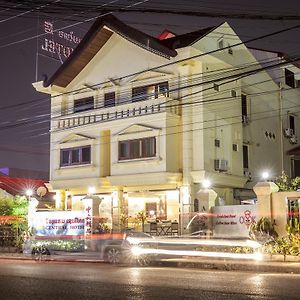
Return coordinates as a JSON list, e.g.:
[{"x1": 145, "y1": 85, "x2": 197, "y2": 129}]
[
  {"x1": 284, "y1": 128, "x2": 294, "y2": 138},
  {"x1": 289, "y1": 135, "x2": 297, "y2": 144},
  {"x1": 214, "y1": 159, "x2": 228, "y2": 172},
  {"x1": 242, "y1": 115, "x2": 250, "y2": 125}
]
